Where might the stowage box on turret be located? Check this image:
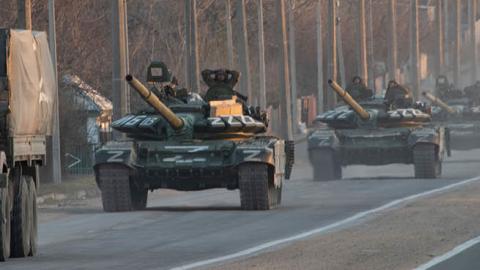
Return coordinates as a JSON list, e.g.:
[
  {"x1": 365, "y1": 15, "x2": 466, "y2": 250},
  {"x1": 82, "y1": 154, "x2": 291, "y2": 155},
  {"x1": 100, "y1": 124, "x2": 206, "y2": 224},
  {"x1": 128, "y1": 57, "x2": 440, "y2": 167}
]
[
  {"x1": 307, "y1": 80, "x2": 448, "y2": 181},
  {"x1": 93, "y1": 62, "x2": 294, "y2": 211}
]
